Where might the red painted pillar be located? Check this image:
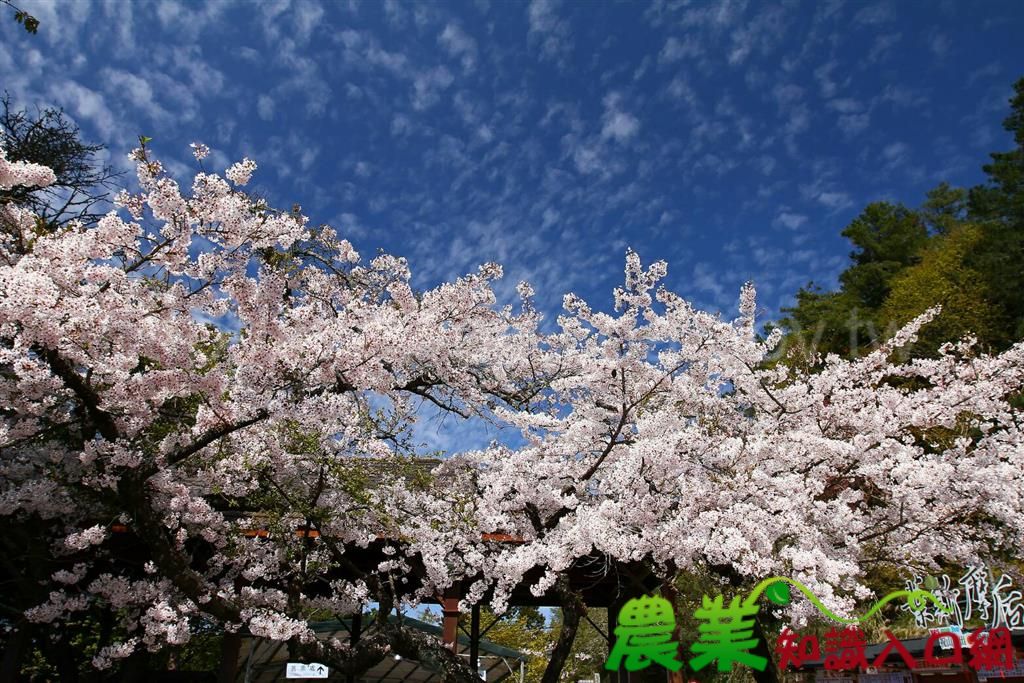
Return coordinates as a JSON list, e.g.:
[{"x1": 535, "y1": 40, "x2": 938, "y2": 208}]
[{"x1": 441, "y1": 583, "x2": 461, "y2": 652}]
